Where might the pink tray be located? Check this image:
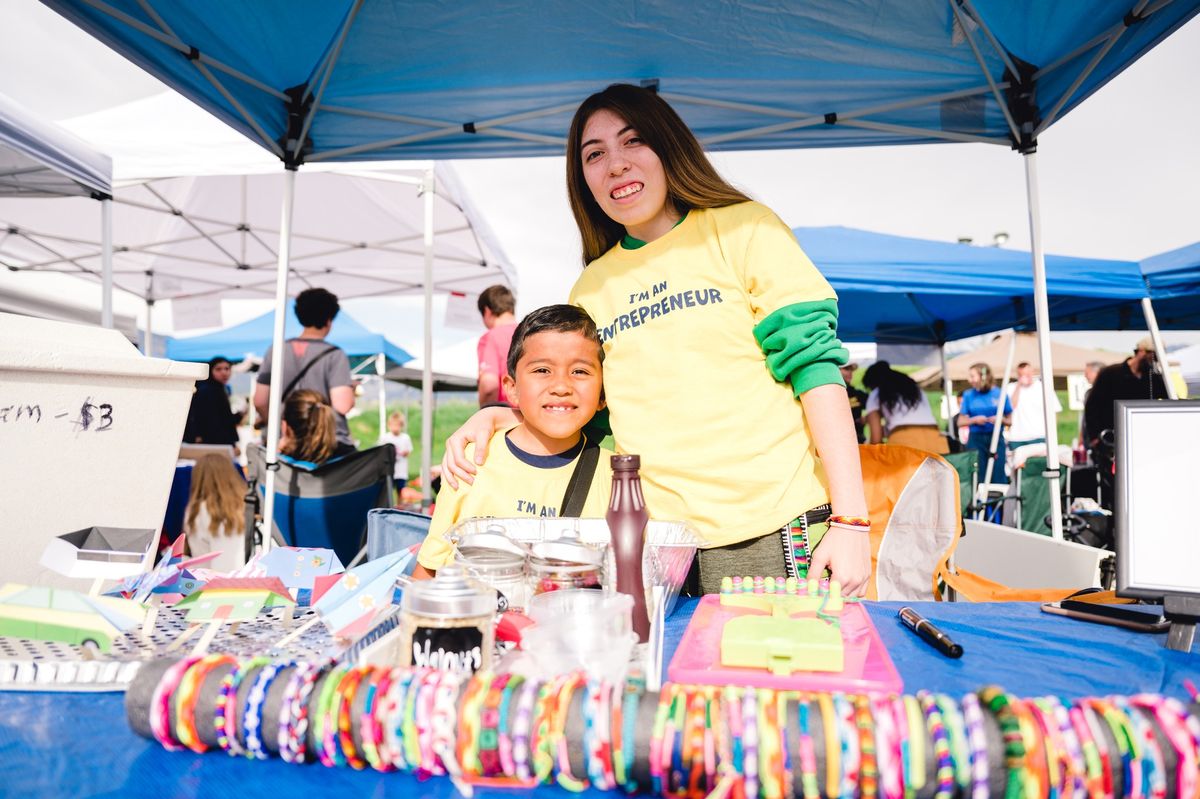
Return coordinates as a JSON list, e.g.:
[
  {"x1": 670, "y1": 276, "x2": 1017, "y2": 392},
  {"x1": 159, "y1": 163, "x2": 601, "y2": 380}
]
[{"x1": 667, "y1": 595, "x2": 903, "y2": 694}]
